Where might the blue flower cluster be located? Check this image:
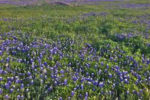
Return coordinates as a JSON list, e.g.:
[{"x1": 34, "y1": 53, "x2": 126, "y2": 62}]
[{"x1": 0, "y1": 32, "x2": 150, "y2": 99}]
